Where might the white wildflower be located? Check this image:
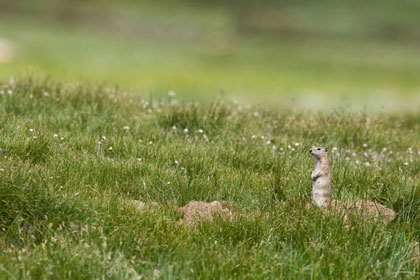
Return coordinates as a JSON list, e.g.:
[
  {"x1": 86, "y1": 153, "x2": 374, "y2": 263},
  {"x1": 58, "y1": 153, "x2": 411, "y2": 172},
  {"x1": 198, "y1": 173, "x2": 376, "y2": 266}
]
[
  {"x1": 332, "y1": 147, "x2": 338, "y2": 153},
  {"x1": 352, "y1": 152, "x2": 356, "y2": 157},
  {"x1": 291, "y1": 147, "x2": 295, "y2": 152},
  {"x1": 272, "y1": 145, "x2": 277, "y2": 150},
  {"x1": 138, "y1": 139, "x2": 143, "y2": 143},
  {"x1": 294, "y1": 142, "x2": 300, "y2": 147},
  {"x1": 382, "y1": 147, "x2": 387, "y2": 152},
  {"x1": 253, "y1": 111, "x2": 259, "y2": 117},
  {"x1": 183, "y1": 128, "x2": 189, "y2": 134},
  {"x1": 123, "y1": 126, "x2": 130, "y2": 131},
  {"x1": 356, "y1": 160, "x2": 360, "y2": 165},
  {"x1": 60, "y1": 137, "x2": 64, "y2": 141},
  {"x1": 108, "y1": 146, "x2": 113, "y2": 151},
  {"x1": 251, "y1": 135, "x2": 257, "y2": 139},
  {"x1": 0, "y1": 90, "x2": 3, "y2": 95},
  {"x1": 363, "y1": 152, "x2": 368, "y2": 157},
  {"x1": 102, "y1": 136, "x2": 107, "y2": 140},
  {"x1": 29, "y1": 128, "x2": 33, "y2": 132},
  {"x1": 43, "y1": 92, "x2": 49, "y2": 97},
  {"x1": 407, "y1": 147, "x2": 413, "y2": 154},
  {"x1": 345, "y1": 157, "x2": 350, "y2": 161},
  {"x1": 364, "y1": 162, "x2": 371, "y2": 166},
  {"x1": 32, "y1": 136, "x2": 37, "y2": 139},
  {"x1": 288, "y1": 145, "x2": 292, "y2": 149},
  {"x1": 137, "y1": 158, "x2": 142, "y2": 162},
  {"x1": 261, "y1": 136, "x2": 265, "y2": 140},
  {"x1": 7, "y1": 90, "x2": 12, "y2": 95},
  {"x1": 174, "y1": 160, "x2": 179, "y2": 165},
  {"x1": 362, "y1": 143, "x2": 368, "y2": 148},
  {"x1": 172, "y1": 126, "x2": 177, "y2": 130},
  {"x1": 168, "y1": 90, "x2": 176, "y2": 97},
  {"x1": 0, "y1": 168, "x2": 4, "y2": 172},
  {"x1": 53, "y1": 134, "x2": 58, "y2": 138},
  {"x1": 404, "y1": 162, "x2": 409, "y2": 166},
  {"x1": 148, "y1": 141, "x2": 153, "y2": 145},
  {"x1": 98, "y1": 141, "x2": 102, "y2": 145},
  {"x1": 266, "y1": 140, "x2": 271, "y2": 145},
  {"x1": 198, "y1": 129, "x2": 204, "y2": 134}
]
